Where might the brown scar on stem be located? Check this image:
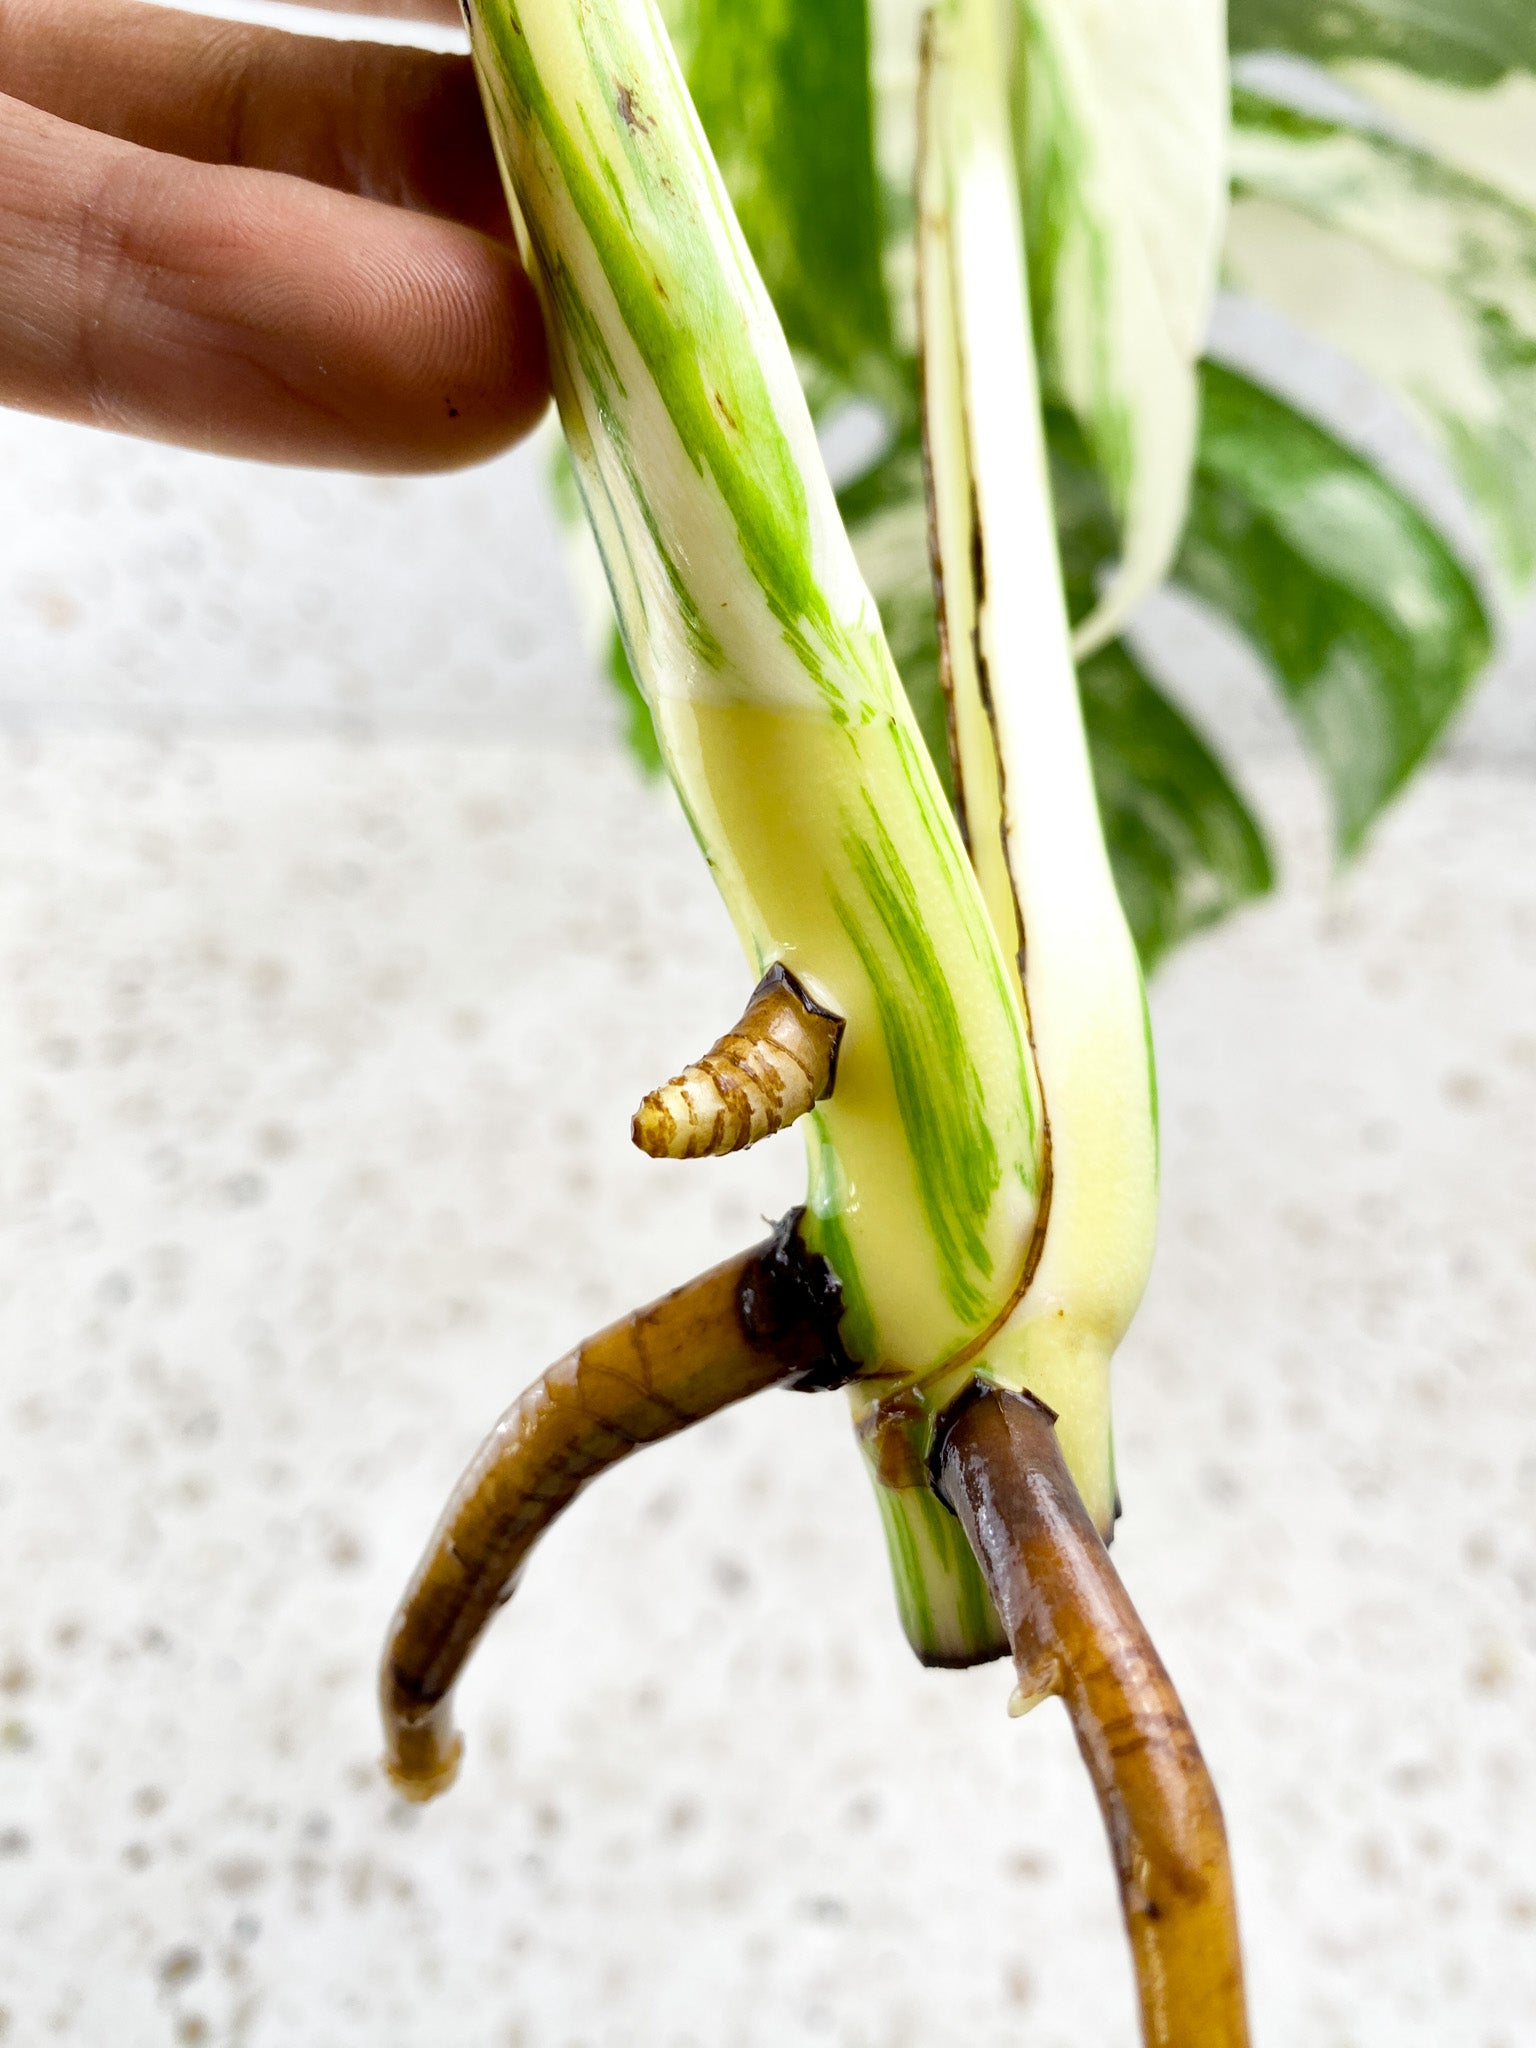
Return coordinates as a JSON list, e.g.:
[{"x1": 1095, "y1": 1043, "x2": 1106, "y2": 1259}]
[
  {"x1": 614, "y1": 82, "x2": 654, "y2": 133},
  {"x1": 379, "y1": 1210, "x2": 854, "y2": 1802},
  {"x1": 631, "y1": 963, "x2": 844, "y2": 1161},
  {"x1": 935, "y1": 1384, "x2": 1251, "y2": 2048},
  {"x1": 915, "y1": 19, "x2": 1030, "y2": 985}
]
